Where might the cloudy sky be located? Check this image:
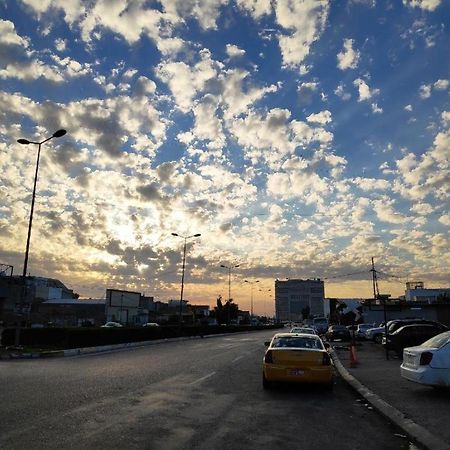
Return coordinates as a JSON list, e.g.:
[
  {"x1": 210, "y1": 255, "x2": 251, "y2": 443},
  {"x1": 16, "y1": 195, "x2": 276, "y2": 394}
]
[{"x1": 0, "y1": 0, "x2": 449, "y2": 314}]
